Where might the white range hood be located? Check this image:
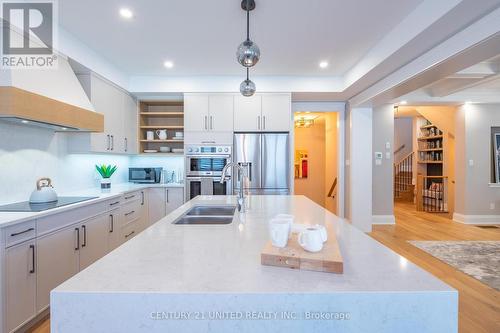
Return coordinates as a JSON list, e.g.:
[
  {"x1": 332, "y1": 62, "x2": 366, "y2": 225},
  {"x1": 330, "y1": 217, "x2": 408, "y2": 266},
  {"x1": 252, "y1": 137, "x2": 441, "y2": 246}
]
[{"x1": 0, "y1": 27, "x2": 103, "y2": 132}]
